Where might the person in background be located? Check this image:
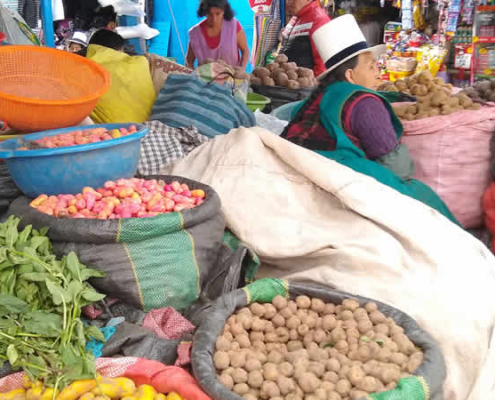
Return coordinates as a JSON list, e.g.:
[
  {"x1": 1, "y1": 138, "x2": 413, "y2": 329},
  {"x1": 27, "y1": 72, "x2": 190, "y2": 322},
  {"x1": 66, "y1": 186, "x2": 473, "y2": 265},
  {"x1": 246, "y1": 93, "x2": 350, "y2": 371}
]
[
  {"x1": 186, "y1": 0, "x2": 249, "y2": 70},
  {"x1": 281, "y1": 15, "x2": 459, "y2": 226},
  {"x1": 92, "y1": 6, "x2": 118, "y2": 32},
  {"x1": 88, "y1": 29, "x2": 124, "y2": 52},
  {"x1": 66, "y1": 31, "x2": 88, "y2": 53},
  {"x1": 279, "y1": 0, "x2": 331, "y2": 77}
]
